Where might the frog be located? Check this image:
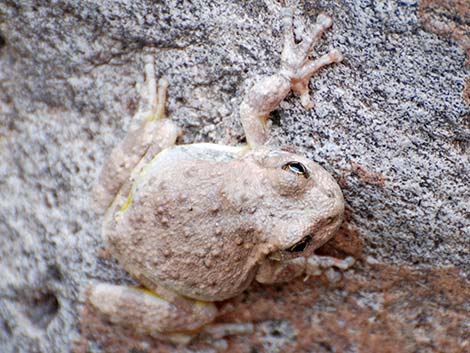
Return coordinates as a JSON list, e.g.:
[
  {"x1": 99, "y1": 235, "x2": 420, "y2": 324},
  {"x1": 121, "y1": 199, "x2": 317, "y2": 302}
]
[{"x1": 90, "y1": 9, "x2": 354, "y2": 345}]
